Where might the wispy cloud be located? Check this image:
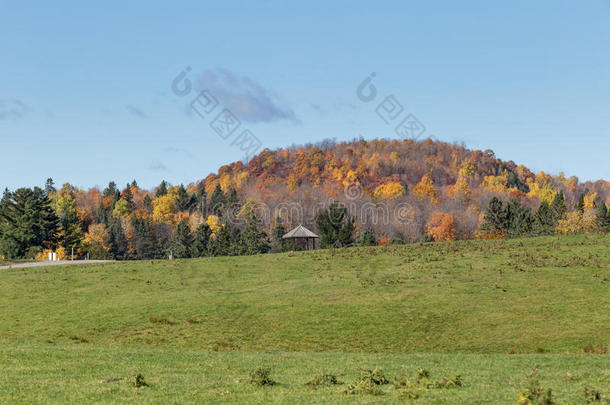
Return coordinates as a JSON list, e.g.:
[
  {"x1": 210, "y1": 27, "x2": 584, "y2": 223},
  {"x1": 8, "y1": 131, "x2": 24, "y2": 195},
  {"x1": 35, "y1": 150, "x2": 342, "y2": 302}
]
[
  {"x1": 194, "y1": 68, "x2": 300, "y2": 125},
  {"x1": 125, "y1": 104, "x2": 147, "y2": 119},
  {"x1": 0, "y1": 98, "x2": 29, "y2": 120}
]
